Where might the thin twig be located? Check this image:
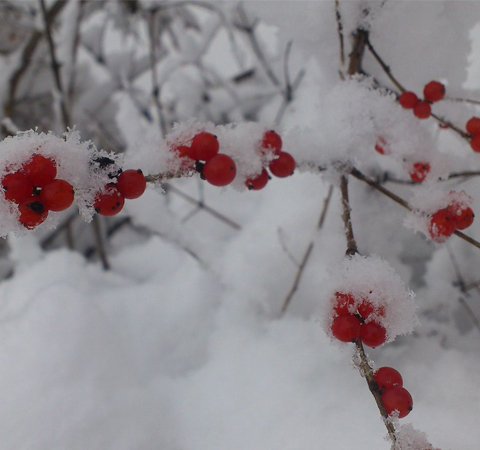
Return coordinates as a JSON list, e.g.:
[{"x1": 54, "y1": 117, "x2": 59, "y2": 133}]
[
  {"x1": 236, "y1": 4, "x2": 280, "y2": 87},
  {"x1": 335, "y1": 0, "x2": 345, "y2": 68},
  {"x1": 444, "y1": 96, "x2": 480, "y2": 106},
  {"x1": 164, "y1": 183, "x2": 241, "y2": 231},
  {"x1": 340, "y1": 174, "x2": 358, "y2": 256},
  {"x1": 92, "y1": 215, "x2": 110, "y2": 270},
  {"x1": 280, "y1": 184, "x2": 334, "y2": 315},
  {"x1": 148, "y1": 10, "x2": 168, "y2": 136},
  {"x1": 39, "y1": 0, "x2": 70, "y2": 129}
]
